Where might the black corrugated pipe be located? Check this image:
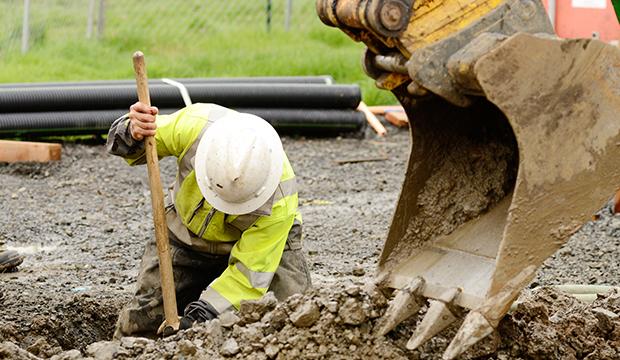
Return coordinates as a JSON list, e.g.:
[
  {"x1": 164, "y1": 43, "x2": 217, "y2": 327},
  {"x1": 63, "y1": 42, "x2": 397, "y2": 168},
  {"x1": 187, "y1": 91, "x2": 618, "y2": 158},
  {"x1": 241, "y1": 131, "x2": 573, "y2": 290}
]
[
  {"x1": 0, "y1": 84, "x2": 360, "y2": 113},
  {"x1": 0, "y1": 76, "x2": 334, "y2": 88},
  {"x1": 0, "y1": 108, "x2": 365, "y2": 137}
]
